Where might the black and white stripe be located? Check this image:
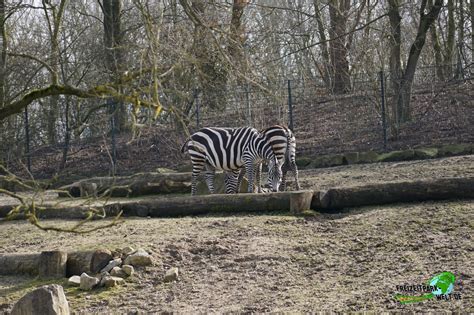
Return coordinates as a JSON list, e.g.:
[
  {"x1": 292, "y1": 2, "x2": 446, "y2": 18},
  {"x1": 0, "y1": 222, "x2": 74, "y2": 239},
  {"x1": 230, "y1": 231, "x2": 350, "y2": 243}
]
[
  {"x1": 181, "y1": 127, "x2": 282, "y2": 195},
  {"x1": 236, "y1": 125, "x2": 300, "y2": 192}
]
